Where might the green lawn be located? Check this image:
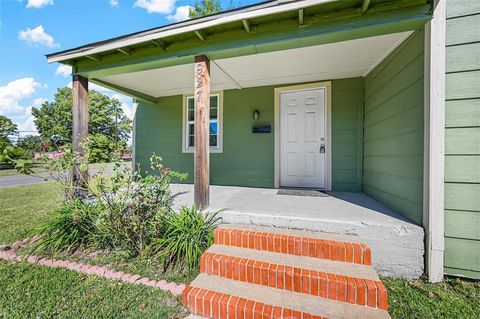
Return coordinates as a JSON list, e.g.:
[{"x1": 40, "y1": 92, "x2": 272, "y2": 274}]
[
  {"x1": 0, "y1": 261, "x2": 187, "y2": 319},
  {"x1": 0, "y1": 182, "x2": 61, "y2": 244},
  {"x1": 1, "y1": 182, "x2": 479, "y2": 318},
  {"x1": 384, "y1": 276, "x2": 480, "y2": 319}
]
